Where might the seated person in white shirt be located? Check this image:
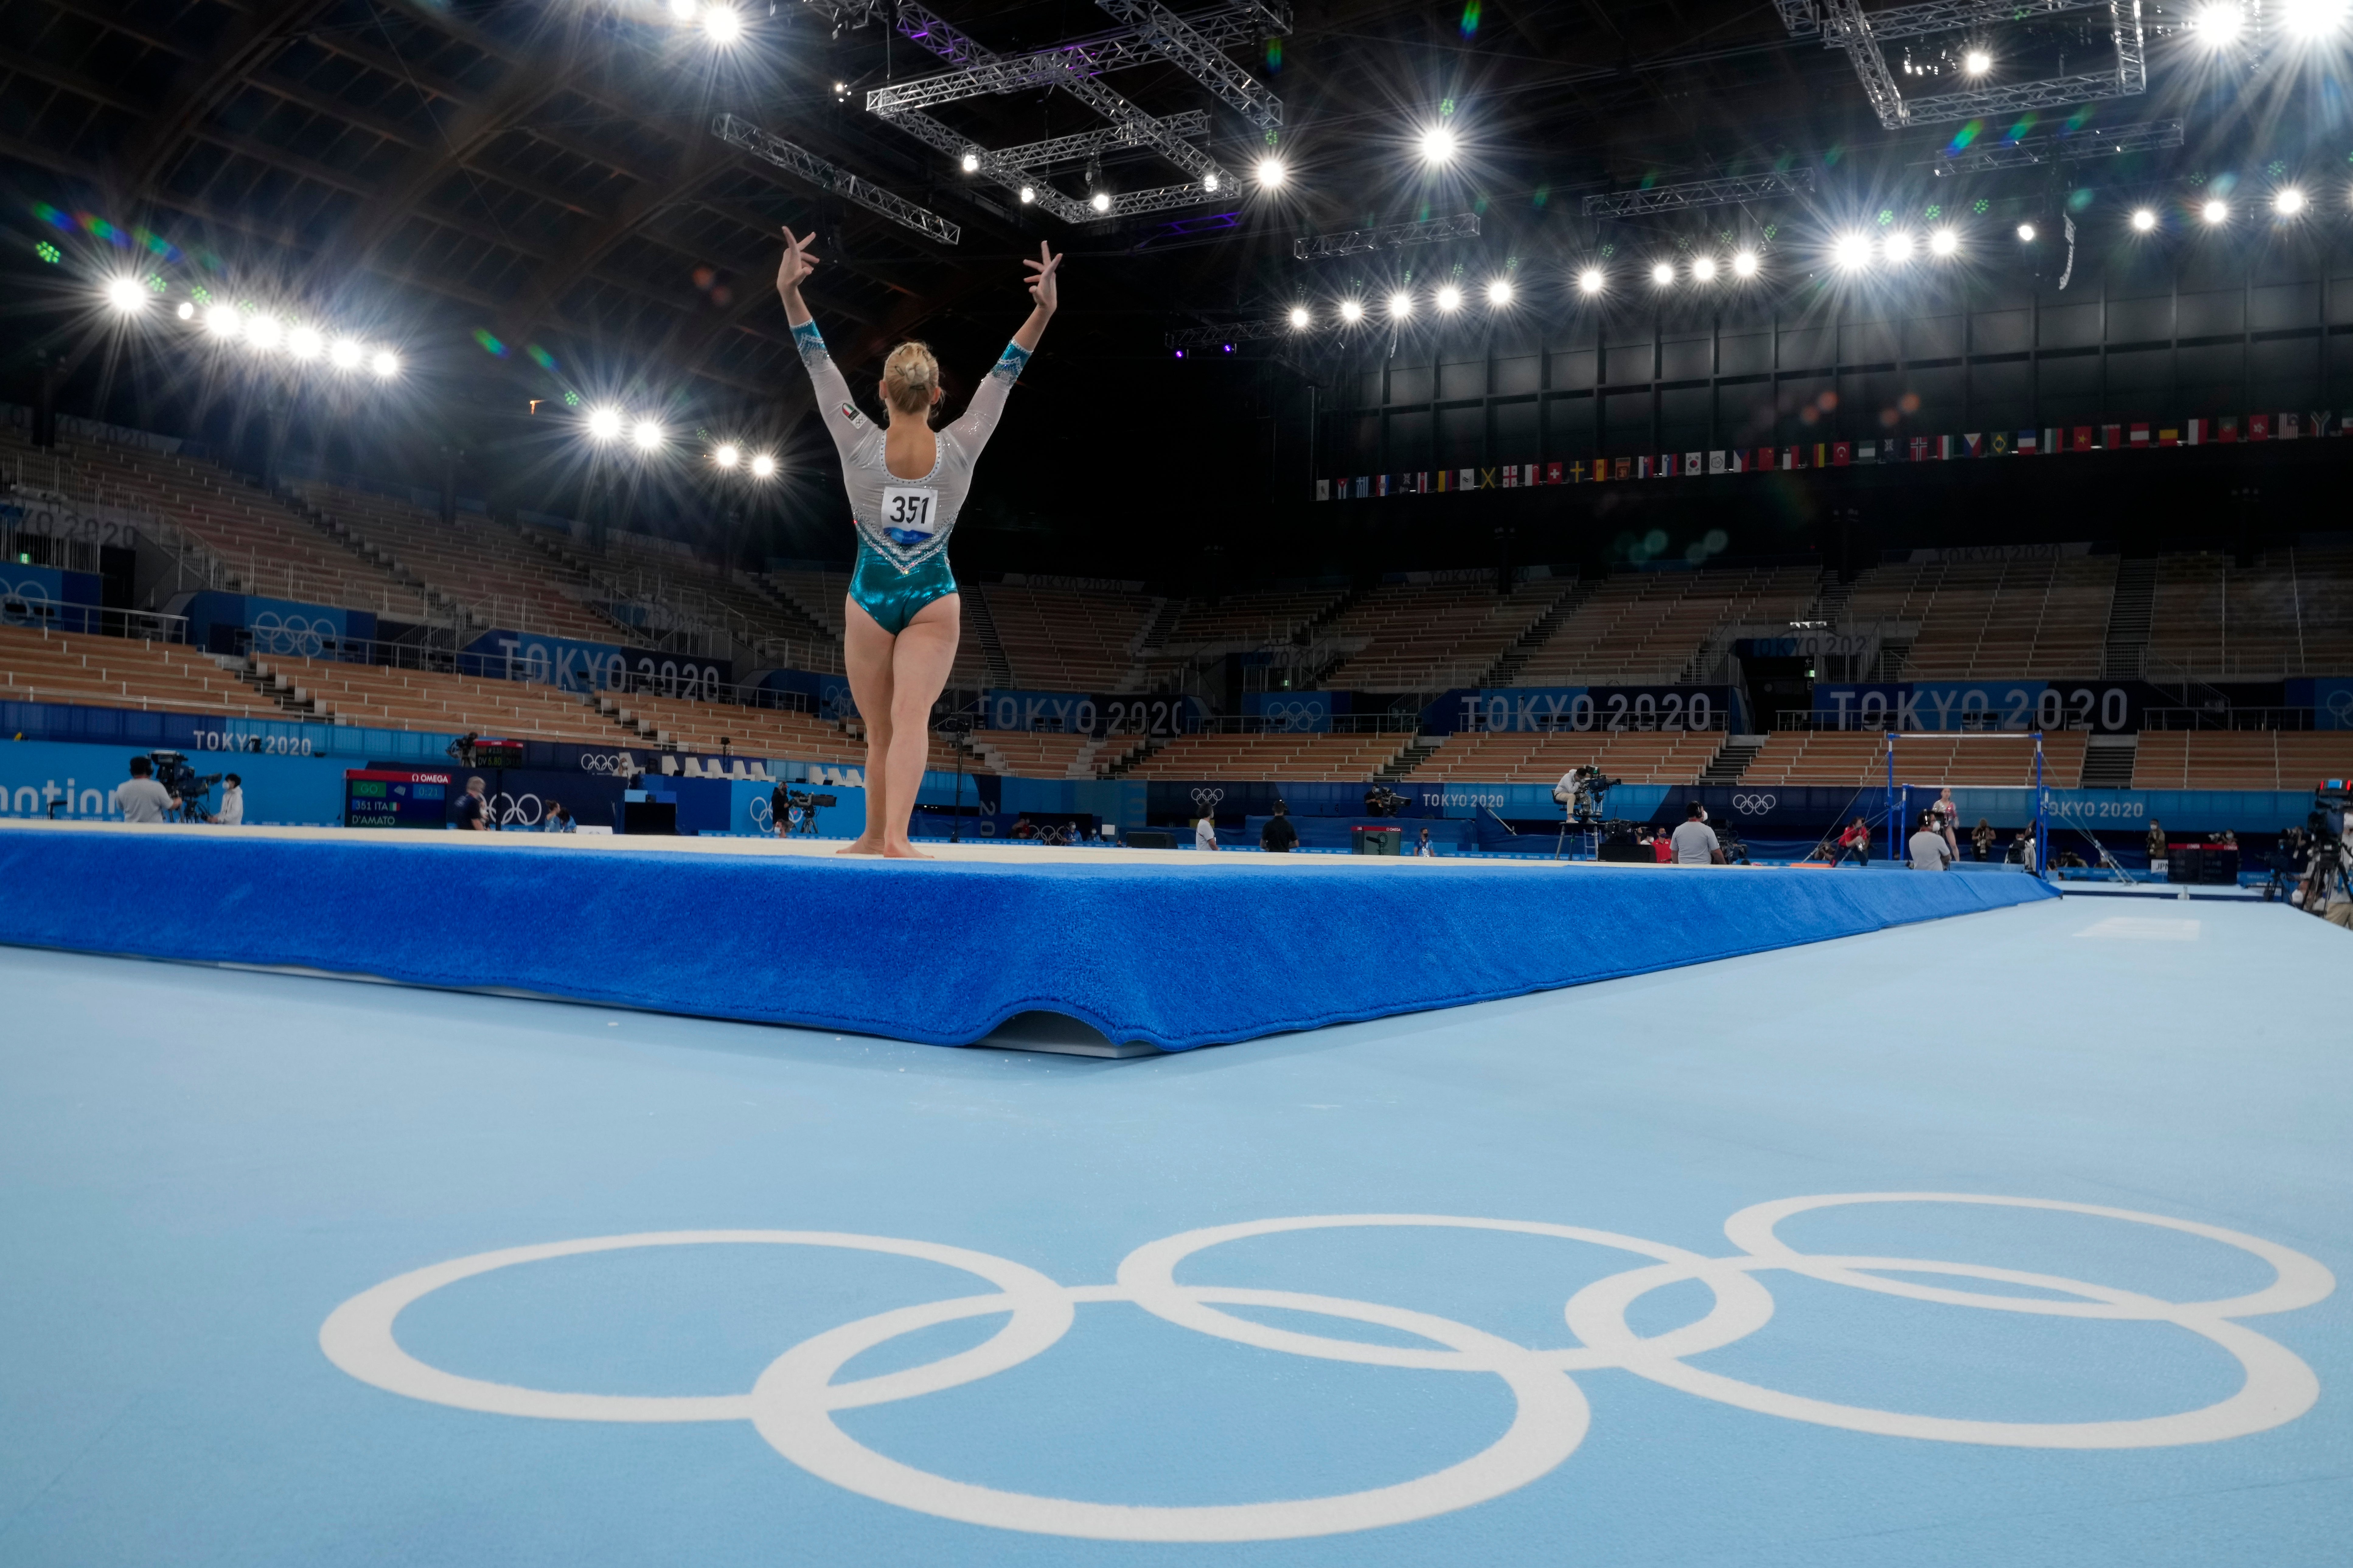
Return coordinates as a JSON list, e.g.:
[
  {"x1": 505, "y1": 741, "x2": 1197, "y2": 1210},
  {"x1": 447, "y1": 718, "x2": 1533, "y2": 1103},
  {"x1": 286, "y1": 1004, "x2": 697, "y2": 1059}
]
[{"x1": 110, "y1": 755, "x2": 177, "y2": 824}]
